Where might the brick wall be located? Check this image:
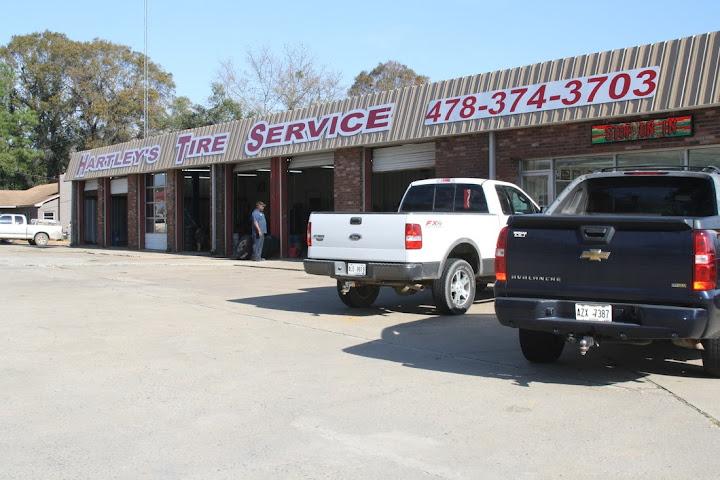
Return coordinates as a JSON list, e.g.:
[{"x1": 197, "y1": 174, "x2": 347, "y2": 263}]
[
  {"x1": 166, "y1": 170, "x2": 177, "y2": 252},
  {"x1": 71, "y1": 181, "x2": 82, "y2": 246},
  {"x1": 127, "y1": 175, "x2": 139, "y2": 250},
  {"x1": 495, "y1": 108, "x2": 720, "y2": 183},
  {"x1": 435, "y1": 133, "x2": 490, "y2": 178},
  {"x1": 97, "y1": 179, "x2": 107, "y2": 247},
  {"x1": 334, "y1": 147, "x2": 364, "y2": 211},
  {"x1": 213, "y1": 165, "x2": 228, "y2": 255}
]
